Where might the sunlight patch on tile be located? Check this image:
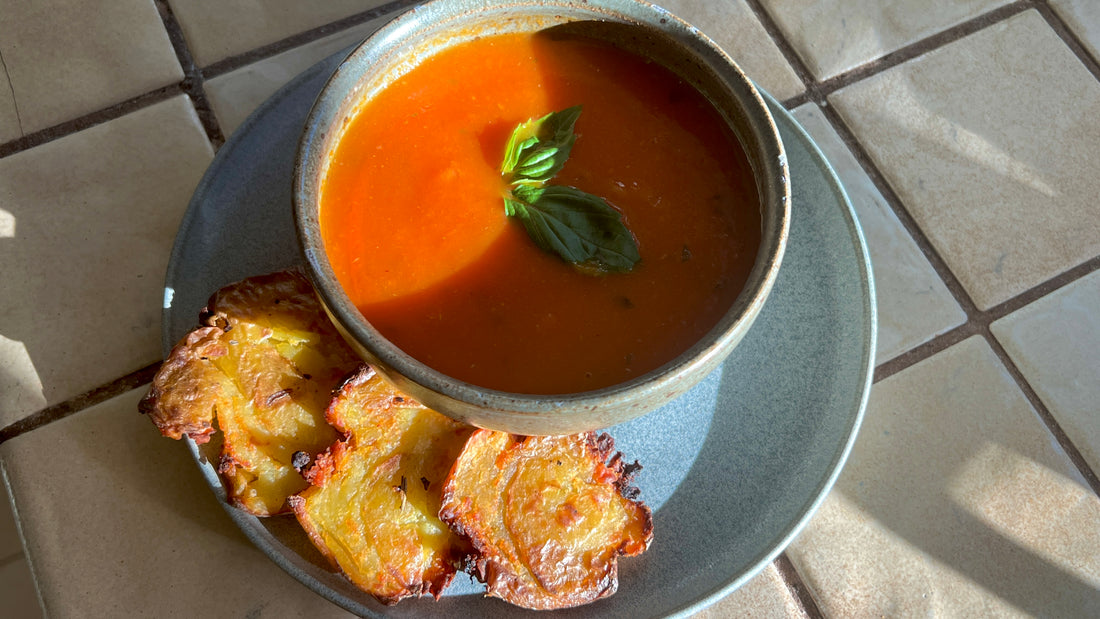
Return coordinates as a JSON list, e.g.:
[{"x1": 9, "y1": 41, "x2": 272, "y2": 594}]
[
  {"x1": 0, "y1": 335, "x2": 46, "y2": 425},
  {"x1": 0, "y1": 208, "x2": 14, "y2": 238}
]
